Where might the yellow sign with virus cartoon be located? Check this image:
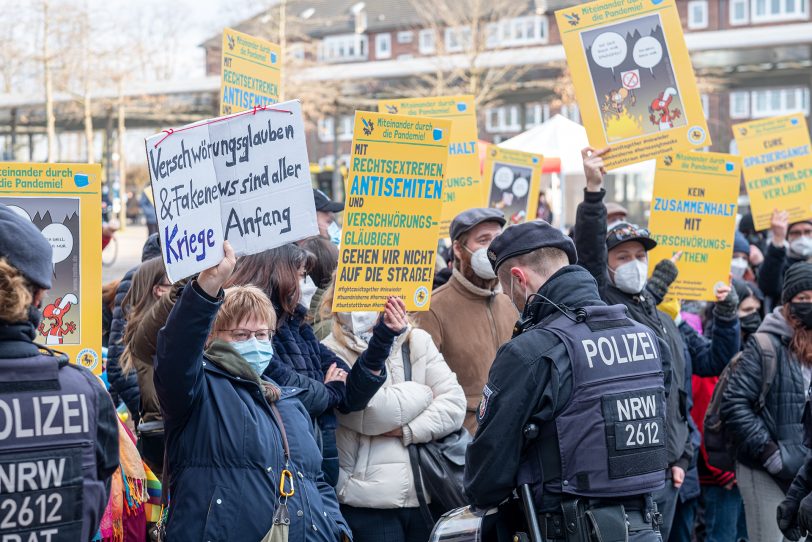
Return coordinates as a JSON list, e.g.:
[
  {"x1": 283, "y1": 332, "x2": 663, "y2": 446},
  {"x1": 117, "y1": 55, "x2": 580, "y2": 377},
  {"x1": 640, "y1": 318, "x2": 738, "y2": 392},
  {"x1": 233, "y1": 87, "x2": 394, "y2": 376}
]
[
  {"x1": 556, "y1": 0, "x2": 710, "y2": 170},
  {"x1": 220, "y1": 28, "x2": 281, "y2": 115},
  {"x1": 0, "y1": 163, "x2": 103, "y2": 374},
  {"x1": 733, "y1": 113, "x2": 812, "y2": 231},
  {"x1": 332, "y1": 112, "x2": 451, "y2": 312},
  {"x1": 647, "y1": 152, "x2": 741, "y2": 301},
  {"x1": 378, "y1": 95, "x2": 484, "y2": 238},
  {"x1": 483, "y1": 146, "x2": 543, "y2": 225}
]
